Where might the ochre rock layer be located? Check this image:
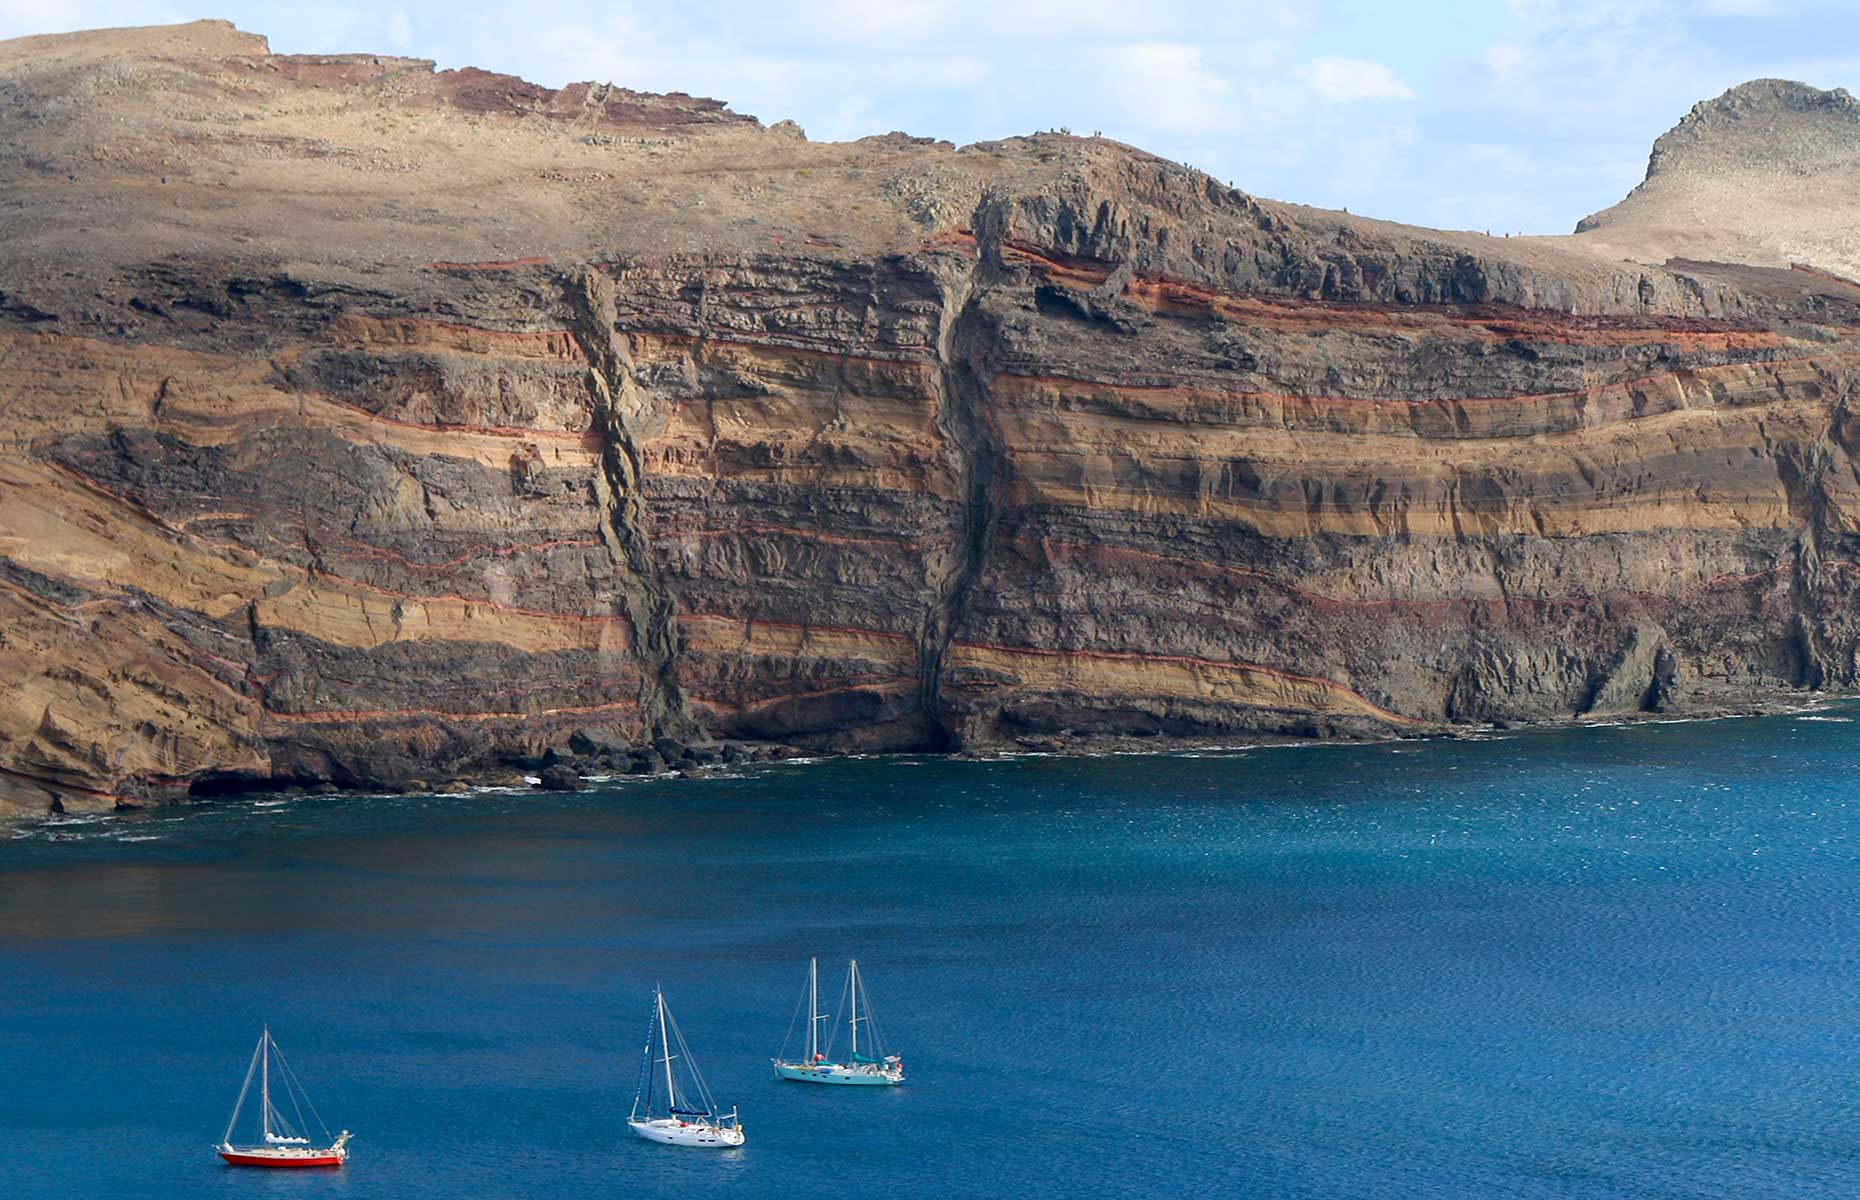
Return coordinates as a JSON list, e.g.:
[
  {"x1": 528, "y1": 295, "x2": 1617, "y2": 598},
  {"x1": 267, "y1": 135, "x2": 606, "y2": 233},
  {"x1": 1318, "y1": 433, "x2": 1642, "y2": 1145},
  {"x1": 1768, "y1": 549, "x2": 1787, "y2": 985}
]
[{"x1": 2, "y1": 23, "x2": 1859, "y2": 812}]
